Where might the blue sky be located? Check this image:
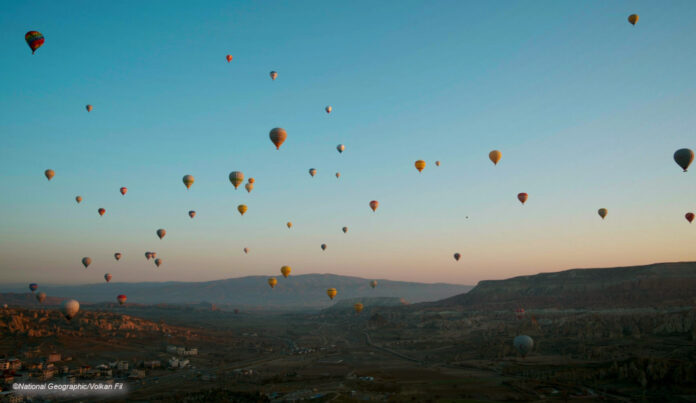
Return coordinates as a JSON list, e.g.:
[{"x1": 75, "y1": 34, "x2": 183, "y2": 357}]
[{"x1": 1, "y1": 0, "x2": 695, "y2": 285}]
